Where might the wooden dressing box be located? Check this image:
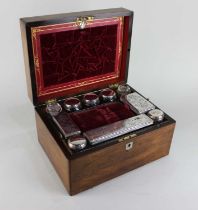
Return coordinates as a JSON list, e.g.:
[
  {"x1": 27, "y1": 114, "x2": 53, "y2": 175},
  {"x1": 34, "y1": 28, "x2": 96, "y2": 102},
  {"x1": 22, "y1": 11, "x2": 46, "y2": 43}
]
[{"x1": 20, "y1": 8, "x2": 176, "y2": 195}]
